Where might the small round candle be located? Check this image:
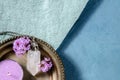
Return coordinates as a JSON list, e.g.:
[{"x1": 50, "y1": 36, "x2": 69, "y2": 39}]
[{"x1": 0, "y1": 59, "x2": 23, "y2": 80}]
